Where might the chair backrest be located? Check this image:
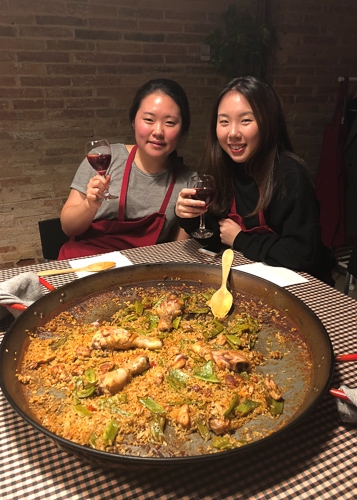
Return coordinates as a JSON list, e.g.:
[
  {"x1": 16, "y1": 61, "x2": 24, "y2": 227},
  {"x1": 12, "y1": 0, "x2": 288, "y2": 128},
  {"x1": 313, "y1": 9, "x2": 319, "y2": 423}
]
[{"x1": 38, "y1": 218, "x2": 70, "y2": 261}]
